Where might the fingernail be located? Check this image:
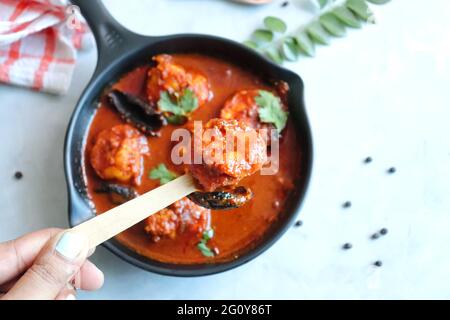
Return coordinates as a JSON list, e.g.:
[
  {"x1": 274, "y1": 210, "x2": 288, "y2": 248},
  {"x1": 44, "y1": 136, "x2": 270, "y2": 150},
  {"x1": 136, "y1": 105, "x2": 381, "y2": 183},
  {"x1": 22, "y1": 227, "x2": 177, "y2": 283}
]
[
  {"x1": 66, "y1": 294, "x2": 76, "y2": 300},
  {"x1": 55, "y1": 232, "x2": 87, "y2": 261}
]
